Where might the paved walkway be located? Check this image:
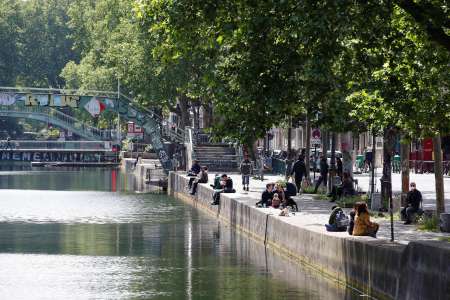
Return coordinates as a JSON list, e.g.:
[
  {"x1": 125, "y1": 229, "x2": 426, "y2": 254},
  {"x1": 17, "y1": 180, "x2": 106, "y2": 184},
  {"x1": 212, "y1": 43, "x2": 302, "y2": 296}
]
[
  {"x1": 205, "y1": 173, "x2": 450, "y2": 244},
  {"x1": 353, "y1": 169, "x2": 450, "y2": 211}
]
